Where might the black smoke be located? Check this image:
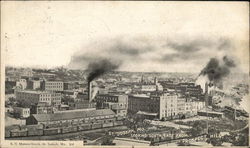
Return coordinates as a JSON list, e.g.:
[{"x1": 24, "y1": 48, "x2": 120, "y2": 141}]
[
  {"x1": 199, "y1": 56, "x2": 236, "y2": 84},
  {"x1": 87, "y1": 58, "x2": 121, "y2": 82}
]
